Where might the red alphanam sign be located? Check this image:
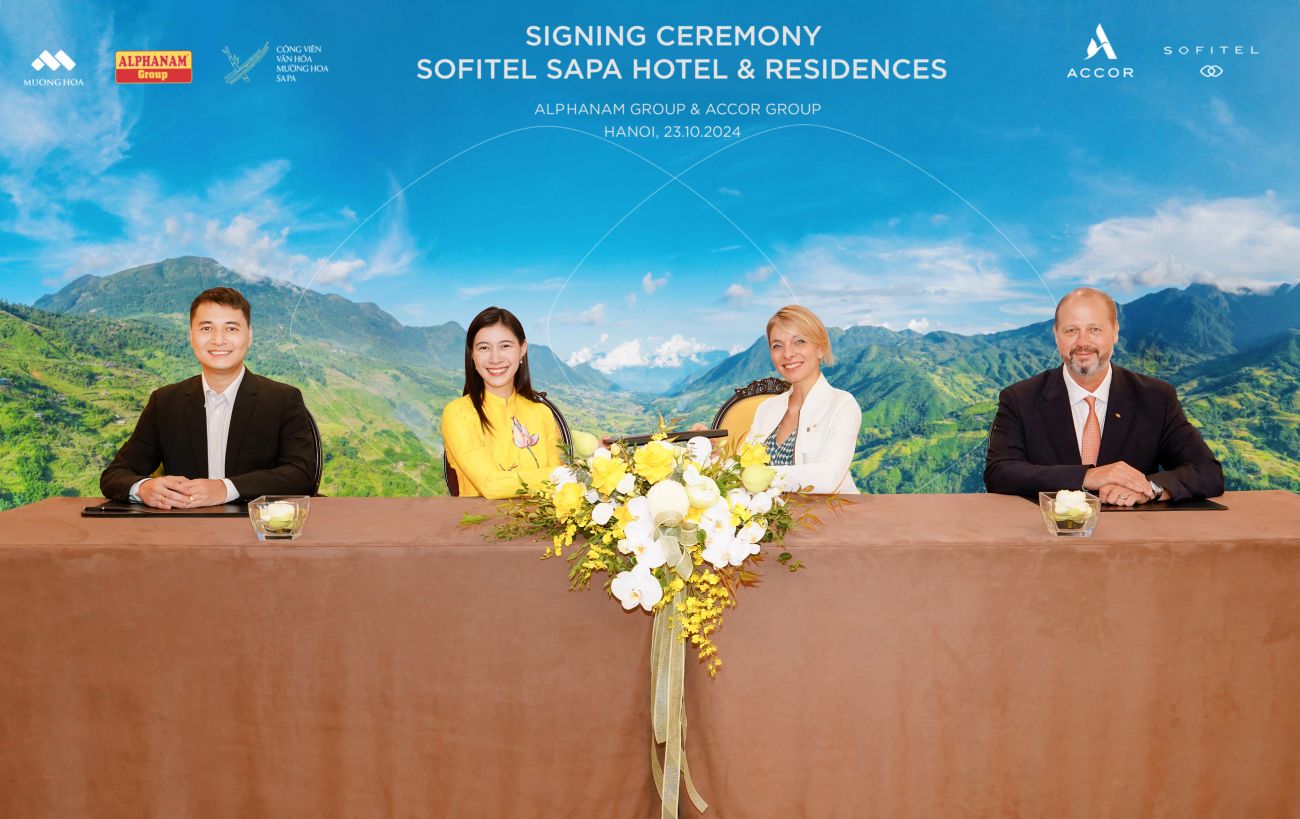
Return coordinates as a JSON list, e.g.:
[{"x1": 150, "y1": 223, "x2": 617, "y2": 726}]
[{"x1": 115, "y1": 51, "x2": 193, "y2": 84}]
